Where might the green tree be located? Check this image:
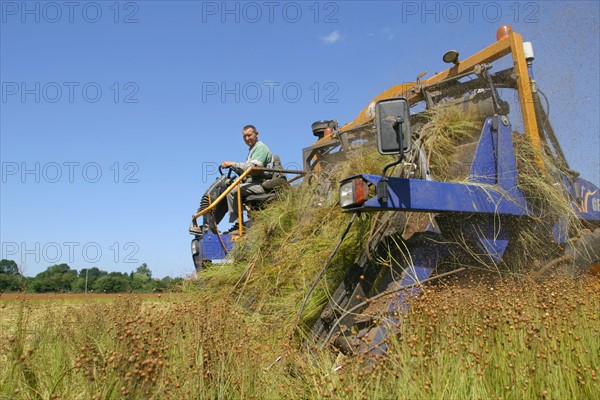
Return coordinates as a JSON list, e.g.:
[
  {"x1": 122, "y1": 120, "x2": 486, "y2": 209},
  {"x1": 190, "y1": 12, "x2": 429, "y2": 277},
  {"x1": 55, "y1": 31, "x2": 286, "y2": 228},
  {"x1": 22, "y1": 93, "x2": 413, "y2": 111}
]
[
  {"x1": 135, "y1": 263, "x2": 152, "y2": 279},
  {"x1": 72, "y1": 267, "x2": 108, "y2": 292},
  {"x1": 0, "y1": 259, "x2": 26, "y2": 292},
  {"x1": 130, "y1": 273, "x2": 149, "y2": 292},
  {"x1": 92, "y1": 272, "x2": 131, "y2": 293},
  {"x1": 30, "y1": 264, "x2": 78, "y2": 293},
  {"x1": 0, "y1": 259, "x2": 19, "y2": 275},
  {"x1": 130, "y1": 263, "x2": 154, "y2": 293},
  {"x1": 156, "y1": 276, "x2": 184, "y2": 292}
]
